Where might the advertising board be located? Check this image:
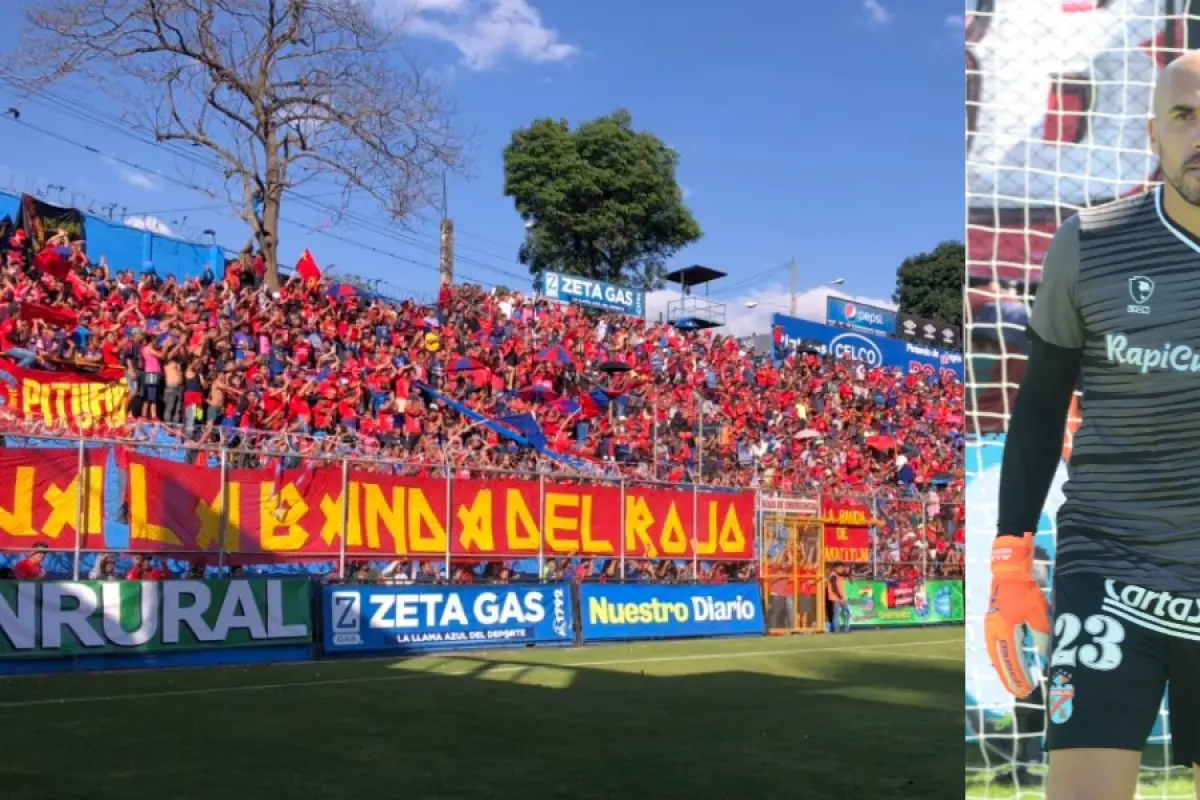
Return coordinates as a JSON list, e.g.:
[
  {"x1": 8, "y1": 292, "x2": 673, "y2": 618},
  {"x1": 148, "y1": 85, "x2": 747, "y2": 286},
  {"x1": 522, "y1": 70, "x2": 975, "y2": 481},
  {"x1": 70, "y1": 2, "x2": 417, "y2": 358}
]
[
  {"x1": 323, "y1": 583, "x2": 574, "y2": 654},
  {"x1": 578, "y1": 583, "x2": 764, "y2": 642}
]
